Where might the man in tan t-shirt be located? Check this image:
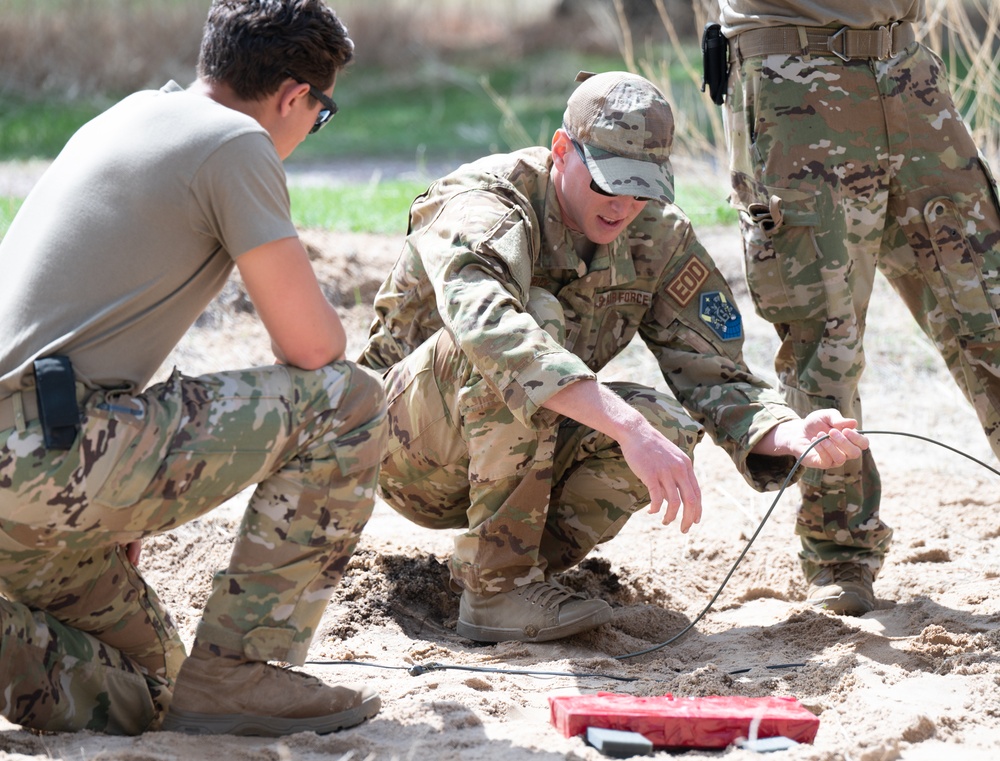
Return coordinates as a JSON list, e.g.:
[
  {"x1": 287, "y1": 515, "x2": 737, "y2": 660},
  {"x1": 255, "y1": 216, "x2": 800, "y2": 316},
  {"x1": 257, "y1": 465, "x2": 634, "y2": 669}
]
[{"x1": 0, "y1": 0, "x2": 386, "y2": 738}]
